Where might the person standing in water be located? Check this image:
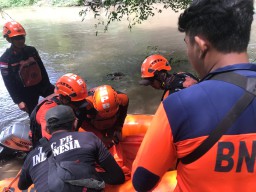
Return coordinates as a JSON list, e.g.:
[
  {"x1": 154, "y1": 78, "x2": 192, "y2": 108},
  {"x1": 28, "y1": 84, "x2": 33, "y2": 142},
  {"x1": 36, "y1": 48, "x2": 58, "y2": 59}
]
[{"x1": 0, "y1": 21, "x2": 54, "y2": 115}]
